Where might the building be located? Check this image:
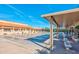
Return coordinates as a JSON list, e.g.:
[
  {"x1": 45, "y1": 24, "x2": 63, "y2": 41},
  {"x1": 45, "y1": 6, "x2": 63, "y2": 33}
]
[
  {"x1": 0, "y1": 20, "x2": 44, "y2": 35},
  {"x1": 41, "y1": 8, "x2": 79, "y2": 50}
]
